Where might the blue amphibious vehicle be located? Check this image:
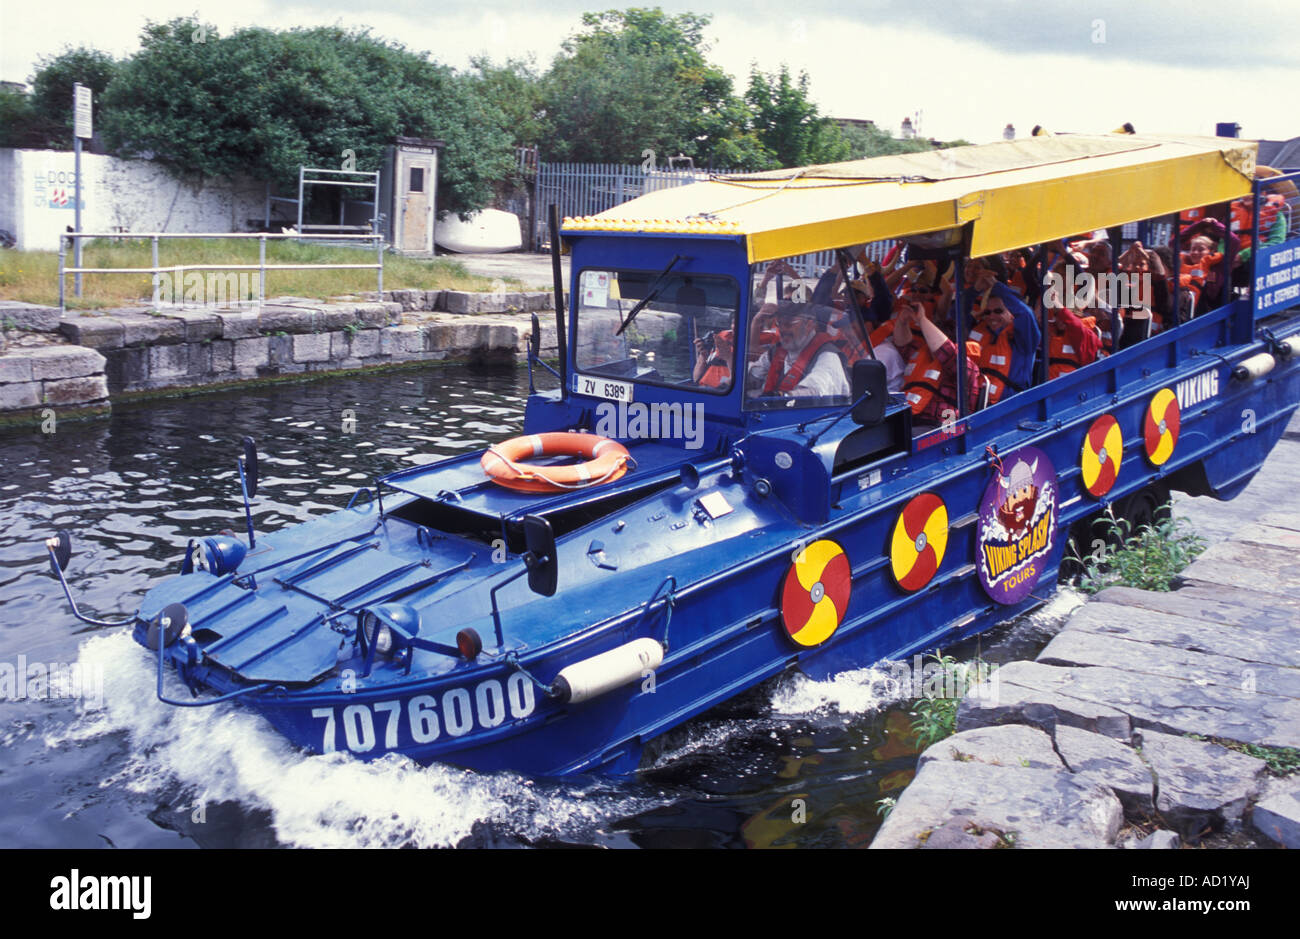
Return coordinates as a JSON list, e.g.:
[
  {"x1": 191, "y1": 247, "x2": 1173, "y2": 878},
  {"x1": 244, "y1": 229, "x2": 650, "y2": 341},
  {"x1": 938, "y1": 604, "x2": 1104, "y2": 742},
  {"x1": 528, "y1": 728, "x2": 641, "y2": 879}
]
[{"x1": 50, "y1": 133, "x2": 1300, "y2": 776}]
